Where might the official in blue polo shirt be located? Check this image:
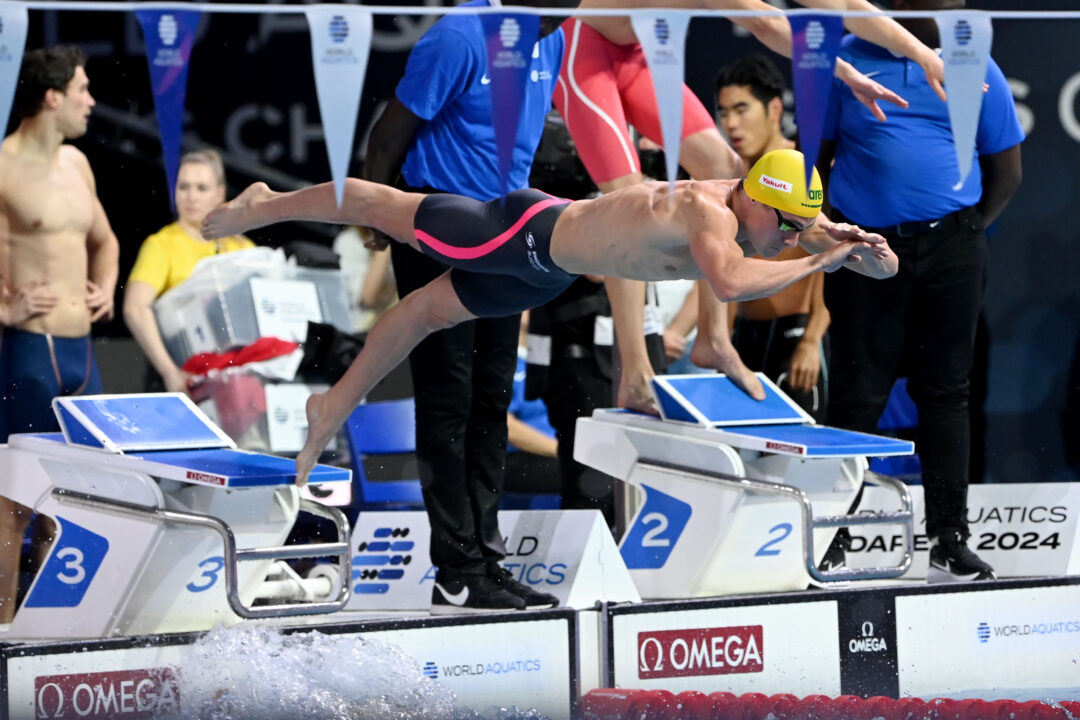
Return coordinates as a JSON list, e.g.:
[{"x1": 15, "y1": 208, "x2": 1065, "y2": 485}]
[
  {"x1": 818, "y1": 0, "x2": 1024, "y2": 584},
  {"x1": 362, "y1": 0, "x2": 573, "y2": 615}
]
